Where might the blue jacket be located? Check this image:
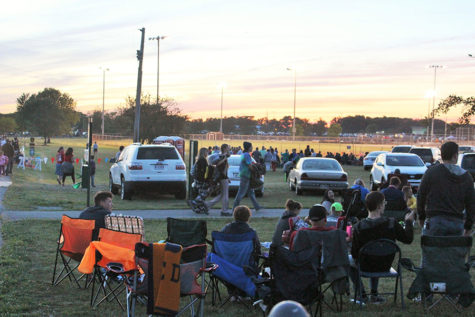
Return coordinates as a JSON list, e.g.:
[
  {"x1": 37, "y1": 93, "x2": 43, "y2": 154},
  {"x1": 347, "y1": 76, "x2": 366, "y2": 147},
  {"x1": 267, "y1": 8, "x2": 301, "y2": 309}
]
[{"x1": 350, "y1": 184, "x2": 369, "y2": 203}]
